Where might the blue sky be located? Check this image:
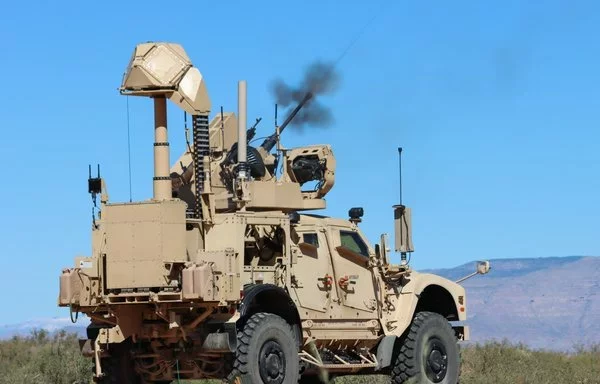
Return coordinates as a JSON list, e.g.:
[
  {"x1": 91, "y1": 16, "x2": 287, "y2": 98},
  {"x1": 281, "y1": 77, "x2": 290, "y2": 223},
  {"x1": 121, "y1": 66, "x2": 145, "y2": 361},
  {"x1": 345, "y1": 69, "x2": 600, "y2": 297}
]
[{"x1": 0, "y1": 1, "x2": 598, "y2": 323}]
